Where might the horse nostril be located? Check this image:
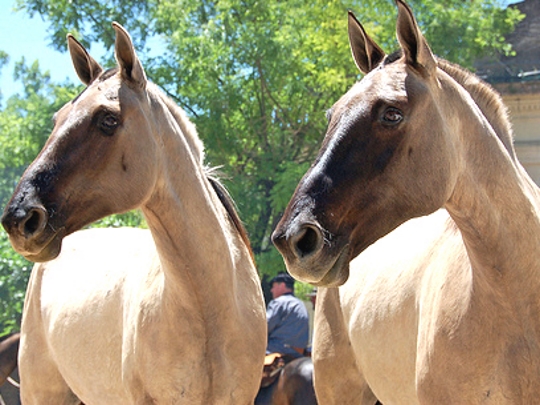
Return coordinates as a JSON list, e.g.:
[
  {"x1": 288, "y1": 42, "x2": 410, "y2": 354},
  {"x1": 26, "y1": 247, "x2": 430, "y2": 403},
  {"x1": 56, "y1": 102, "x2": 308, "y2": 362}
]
[
  {"x1": 22, "y1": 208, "x2": 47, "y2": 237},
  {"x1": 294, "y1": 225, "x2": 323, "y2": 258}
]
